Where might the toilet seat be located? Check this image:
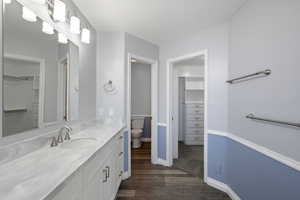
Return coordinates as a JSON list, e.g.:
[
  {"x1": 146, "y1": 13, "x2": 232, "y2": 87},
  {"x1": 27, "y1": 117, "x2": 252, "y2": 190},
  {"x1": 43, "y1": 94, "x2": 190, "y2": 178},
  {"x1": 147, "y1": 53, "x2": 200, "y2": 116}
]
[{"x1": 131, "y1": 129, "x2": 142, "y2": 137}]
